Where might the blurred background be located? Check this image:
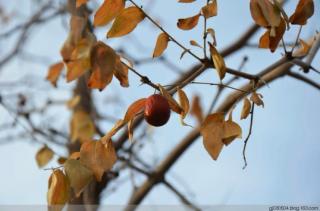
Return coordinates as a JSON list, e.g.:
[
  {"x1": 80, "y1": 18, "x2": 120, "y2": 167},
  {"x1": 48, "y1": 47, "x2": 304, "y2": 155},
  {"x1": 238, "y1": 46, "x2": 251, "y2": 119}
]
[{"x1": 0, "y1": 0, "x2": 319, "y2": 207}]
